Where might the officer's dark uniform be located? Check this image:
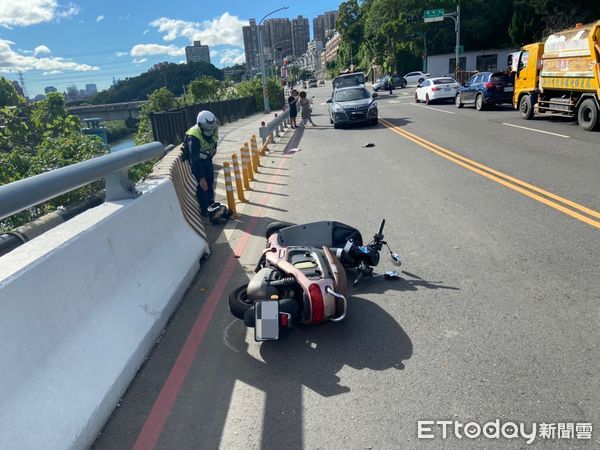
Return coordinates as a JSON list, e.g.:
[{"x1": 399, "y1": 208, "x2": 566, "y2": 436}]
[{"x1": 184, "y1": 124, "x2": 218, "y2": 215}]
